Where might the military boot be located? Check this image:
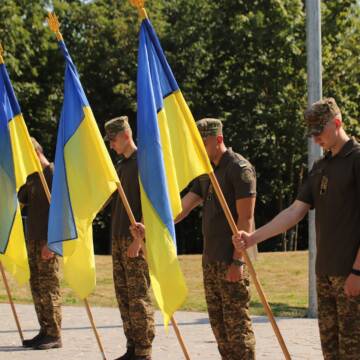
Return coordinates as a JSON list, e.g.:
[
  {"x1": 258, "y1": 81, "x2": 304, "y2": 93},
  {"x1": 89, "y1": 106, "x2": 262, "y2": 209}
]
[
  {"x1": 114, "y1": 347, "x2": 135, "y2": 360},
  {"x1": 22, "y1": 331, "x2": 45, "y2": 348},
  {"x1": 33, "y1": 335, "x2": 62, "y2": 350}
]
